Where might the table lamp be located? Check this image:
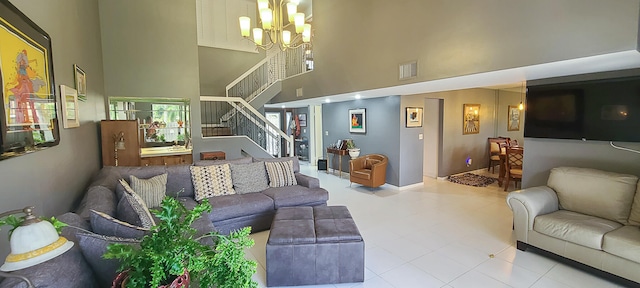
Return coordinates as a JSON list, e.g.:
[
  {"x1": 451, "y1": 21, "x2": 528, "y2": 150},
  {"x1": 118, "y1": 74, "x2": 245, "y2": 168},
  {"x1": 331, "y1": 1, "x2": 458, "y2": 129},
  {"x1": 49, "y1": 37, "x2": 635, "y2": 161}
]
[{"x1": 0, "y1": 207, "x2": 74, "y2": 288}]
